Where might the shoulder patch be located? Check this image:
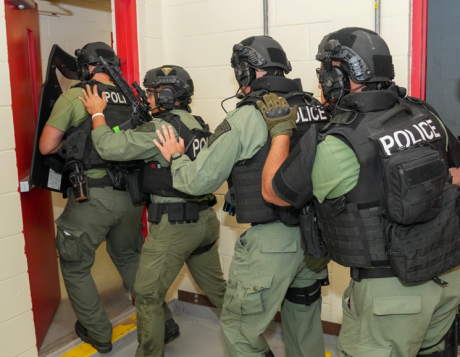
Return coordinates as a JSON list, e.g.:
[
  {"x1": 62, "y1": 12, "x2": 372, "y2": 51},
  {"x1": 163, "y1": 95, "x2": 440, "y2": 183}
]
[
  {"x1": 134, "y1": 121, "x2": 157, "y2": 133},
  {"x1": 208, "y1": 120, "x2": 231, "y2": 148}
]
